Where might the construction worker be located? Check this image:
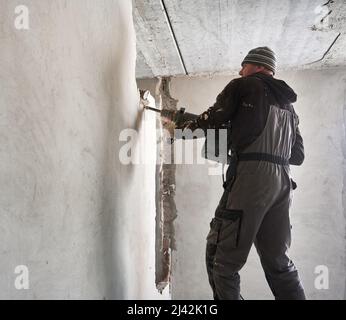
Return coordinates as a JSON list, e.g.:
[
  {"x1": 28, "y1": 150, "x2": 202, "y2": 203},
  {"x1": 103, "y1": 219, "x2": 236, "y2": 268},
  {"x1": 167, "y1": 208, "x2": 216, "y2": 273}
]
[{"x1": 163, "y1": 47, "x2": 306, "y2": 300}]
